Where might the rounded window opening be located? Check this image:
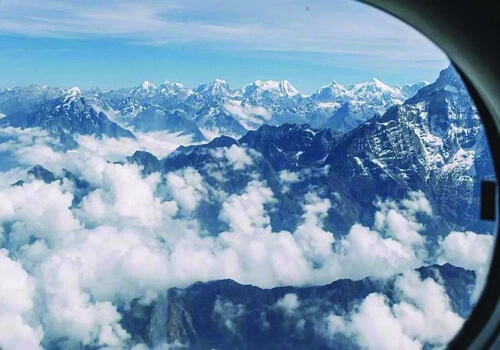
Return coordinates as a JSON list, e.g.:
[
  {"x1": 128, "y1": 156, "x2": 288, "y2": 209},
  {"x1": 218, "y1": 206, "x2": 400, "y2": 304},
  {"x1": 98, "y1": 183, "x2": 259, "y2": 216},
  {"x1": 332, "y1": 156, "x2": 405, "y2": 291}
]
[{"x1": 0, "y1": 1, "x2": 496, "y2": 349}]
